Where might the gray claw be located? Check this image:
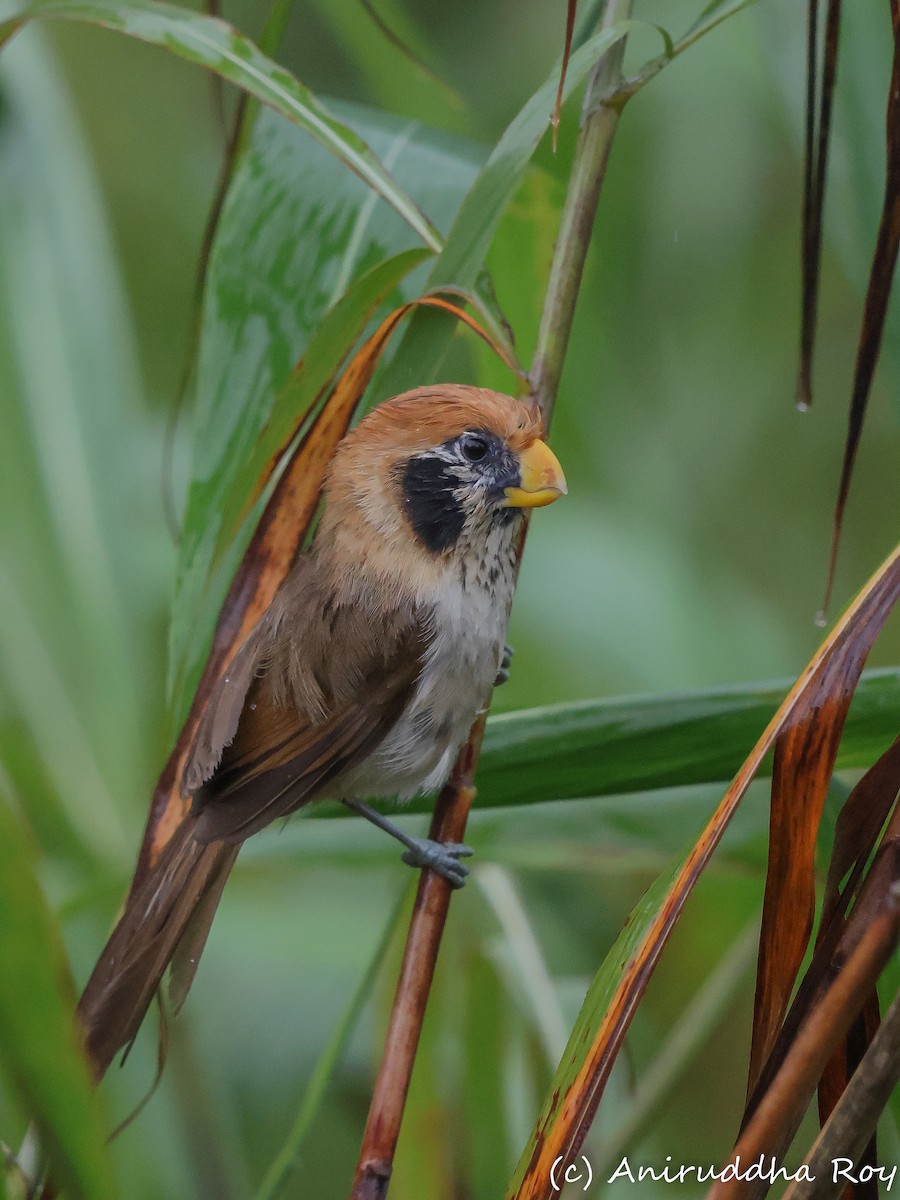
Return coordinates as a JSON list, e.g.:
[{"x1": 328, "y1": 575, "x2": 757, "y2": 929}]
[
  {"x1": 401, "y1": 839, "x2": 474, "y2": 888},
  {"x1": 495, "y1": 643, "x2": 514, "y2": 687}
]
